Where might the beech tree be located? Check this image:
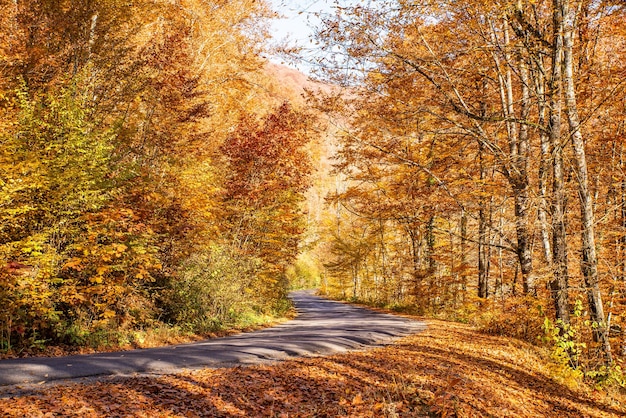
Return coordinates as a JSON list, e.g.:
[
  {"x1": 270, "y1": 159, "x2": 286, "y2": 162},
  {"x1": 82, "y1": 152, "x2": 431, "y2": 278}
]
[
  {"x1": 0, "y1": 0, "x2": 289, "y2": 348},
  {"x1": 221, "y1": 103, "x2": 314, "y2": 304},
  {"x1": 312, "y1": 0, "x2": 626, "y2": 365}
]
